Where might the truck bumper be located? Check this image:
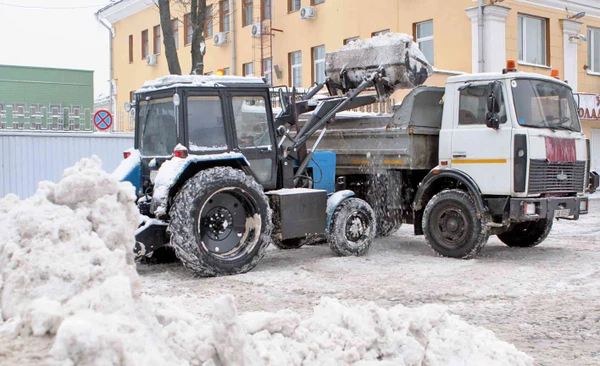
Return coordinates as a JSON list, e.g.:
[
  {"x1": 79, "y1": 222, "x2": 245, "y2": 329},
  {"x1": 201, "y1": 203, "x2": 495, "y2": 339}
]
[{"x1": 509, "y1": 196, "x2": 588, "y2": 221}]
